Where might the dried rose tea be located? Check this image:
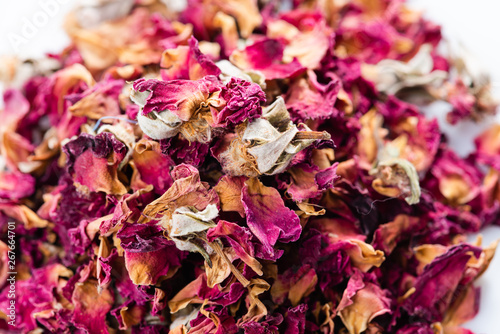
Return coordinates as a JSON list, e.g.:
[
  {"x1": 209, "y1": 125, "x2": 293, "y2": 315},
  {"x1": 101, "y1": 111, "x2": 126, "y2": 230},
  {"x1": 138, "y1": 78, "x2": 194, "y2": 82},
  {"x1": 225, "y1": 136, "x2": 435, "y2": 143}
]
[{"x1": 0, "y1": 0, "x2": 499, "y2": 333}]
